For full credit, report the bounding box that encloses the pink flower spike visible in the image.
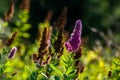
[8,47,17,59]
[64,19,82,52]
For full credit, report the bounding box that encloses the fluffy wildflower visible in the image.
[53,27,63,53]
[64,19,82,52]
[38,27,49,56]
[4,1,14,21]
[38,27,52,57]
[33,27,52,66]
[55,7,67,29]
[6,31,17,46]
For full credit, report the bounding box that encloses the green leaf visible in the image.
[66,66,76,75]
[21,24,31,31]
[54,76,60,80]
[41,72,48,78]
[49,64,63,76]
[19,32,30,38]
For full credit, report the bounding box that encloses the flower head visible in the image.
[8,47,17,58]
[64,19,82,52]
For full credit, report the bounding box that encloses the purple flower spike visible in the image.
[65,19,82,52]
[8,47,17,58]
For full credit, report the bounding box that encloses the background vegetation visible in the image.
[0,0,120,80]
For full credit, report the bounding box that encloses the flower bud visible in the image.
[8,47,17,58]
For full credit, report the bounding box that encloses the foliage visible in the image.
[109,58,120,80]
[0,0,120,80]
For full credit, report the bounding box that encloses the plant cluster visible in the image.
[0,0,120,80]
